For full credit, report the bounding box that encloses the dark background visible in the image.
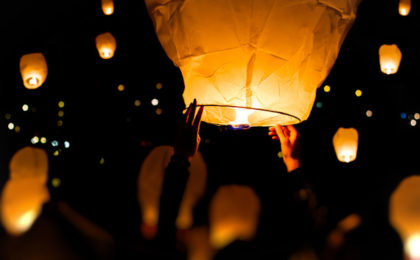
[0,0,419,259]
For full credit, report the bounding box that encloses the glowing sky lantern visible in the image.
[390,176,420,260]
[9,146,49,185]
[399,0,411,16]
[379,44,402,75]
[101,0,114,15]
[0,178,50,236]
[95,32,117,59]
[333,127,358,163]
[209,185,261,249]
[138,145,207,238]
[19,53,48,90]
[145,0,361,127]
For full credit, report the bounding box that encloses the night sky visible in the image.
[0,0,419,259]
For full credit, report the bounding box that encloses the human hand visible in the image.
[268,125,301,172]
[174,99,204,160]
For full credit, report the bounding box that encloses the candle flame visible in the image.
[229,108,254,129]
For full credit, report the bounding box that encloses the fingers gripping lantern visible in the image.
[145,0,361,126]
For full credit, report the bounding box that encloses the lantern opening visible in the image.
[228,108,254,130]
[105,8,113,15]
[198,104,301,128]
[400,8,408,16]
[102,48,113,59]
[407,234,420,259]
[27,77,39,87]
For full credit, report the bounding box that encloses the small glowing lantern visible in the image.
[19,53,48,89]
[390,176,420,260]
[332,127,358,163]
[95,32,117,59]
[209,185,261,249]
[145,0,360,127]
[9,146,48,185]
[138,145,207,237]
[101,0,114,15]
[399,0,411,16]
[0,178,50,236]
[379,44,402,75]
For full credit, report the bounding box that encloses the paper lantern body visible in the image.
[333,127,358,163]
[101,0,114,15]
[145,0,360,126]
[96,32,117,59]
[186,227,213,260]
[399,0,411,16]
[379,44,402,75]
[209,185,261,249]
[390,176,420,258]
[9,146,48,185]
[138,145,207,230]
[19,53,48,89]
[1,178,50,236]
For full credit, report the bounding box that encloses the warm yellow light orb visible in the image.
[355,89,362,97]
[324,85,331,93]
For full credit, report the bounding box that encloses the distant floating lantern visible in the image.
[138,145,207,238]
[399,0,411,16]
[332,127,358,163]
[19,53,48,90]
[101,0,114,15]
[9,146,48,185]
[95,32,117,59]
[379,44,402,75]
[390,176,420,259]
[1,178,49,236]
[145,0,360,127]
[209,185,261,249]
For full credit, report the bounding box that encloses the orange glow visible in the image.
[228,108,254,129]
[390,176,420,259]
[209,185,261,249]
[19,53,48,90]
[101,0,114,15]
[138,146,207,234]
[9,146,48,185]
[145,0,361,126]
[399,0,411,16]
[1,178,49,236]
[379,44,402,75]
[95,32,117,59]
[333,127,358,163]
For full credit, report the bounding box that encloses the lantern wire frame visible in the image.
[188,104,302,129]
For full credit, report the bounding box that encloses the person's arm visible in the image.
[157,100,204,248]
[268,125,301,172]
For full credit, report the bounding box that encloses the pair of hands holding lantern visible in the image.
[174,99,204,160]
[174,100,300,172]
[268,125,301,172]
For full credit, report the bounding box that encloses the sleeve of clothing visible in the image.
[156,156,190,248]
